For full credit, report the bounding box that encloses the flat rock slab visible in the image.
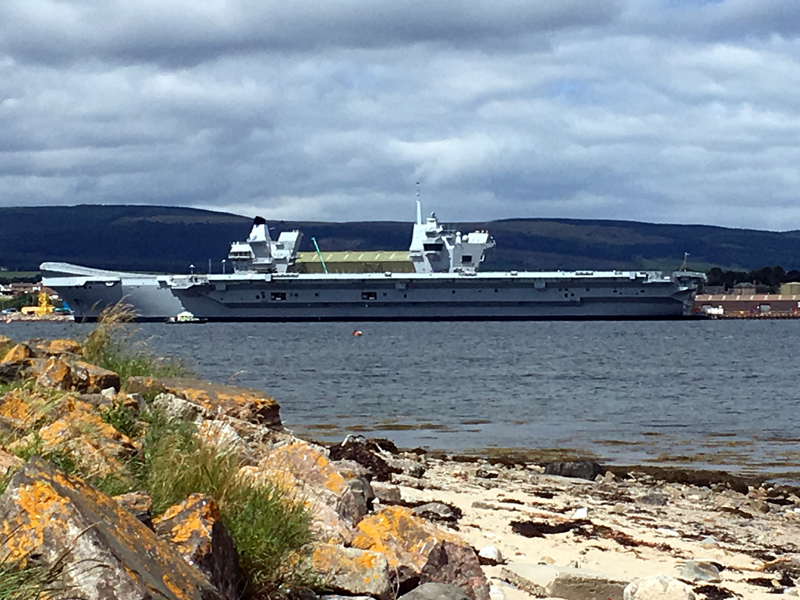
[0,457,221,600]
[31,338,82,357]
[549,571,631,600]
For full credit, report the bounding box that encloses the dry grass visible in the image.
[81,302,189,384]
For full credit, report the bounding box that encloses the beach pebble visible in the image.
[699,535,719,549]
[638,492,669,506]
[624,575,696,600]
[476,465,499,479]
[478,546,504,565]
[413,502,458,522]
[679,560,721,583]
[544,460,604,481]
[572,507,588,519]
[397,583,470,600]
[488,584,507,600]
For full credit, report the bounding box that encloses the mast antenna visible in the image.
[415,181,422,225]
[679,252,689,271]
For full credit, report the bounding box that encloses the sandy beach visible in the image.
[383,453,799,599]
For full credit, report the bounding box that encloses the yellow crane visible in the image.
[21,290,54,317]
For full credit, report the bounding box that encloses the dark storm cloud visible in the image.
[0,1,622,67]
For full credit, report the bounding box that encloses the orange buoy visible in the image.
[352,330,363,336]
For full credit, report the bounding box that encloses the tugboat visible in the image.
[167,311,207,324]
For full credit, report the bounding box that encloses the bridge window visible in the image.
[462,255,473,263]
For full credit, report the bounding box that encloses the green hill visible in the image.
[1,205,798,274]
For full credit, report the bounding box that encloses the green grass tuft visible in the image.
[141,408,316,597]
[91,473,137,498]
[224,483,316,597]
[0,536,69,600]
[100,400,141,439]
[10,434,77,478]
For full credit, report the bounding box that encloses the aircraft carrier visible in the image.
[41,203,705,321]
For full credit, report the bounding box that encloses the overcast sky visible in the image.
[2,0,800,231]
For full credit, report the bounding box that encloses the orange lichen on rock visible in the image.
[352,505,463,569]
[33,338,82,357]
[1,343,34,364]
[0,479,68,564]
[253,440,371,544]
[70,360,121,393]
[353,507,490,600]
[154,493,219,555]
[154,493,243,599]
[37,405,137,477]
[0,392,39,429]
[260,441,348,497]
[0,388,53,429]
[310,543,392,600]
[159,377,281,428]
[0,457,223,600]
[35,357,73,390]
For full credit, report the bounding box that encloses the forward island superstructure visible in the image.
[41,203,705,321]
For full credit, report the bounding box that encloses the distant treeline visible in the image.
[705,265,800,291]
[2,205,800,274]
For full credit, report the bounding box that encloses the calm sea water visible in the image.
[6,319,800,481]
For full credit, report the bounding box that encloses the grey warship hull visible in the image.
[41,205,704,321]
[42,266,702,321]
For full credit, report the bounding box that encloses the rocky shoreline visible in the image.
[1,331,798,600]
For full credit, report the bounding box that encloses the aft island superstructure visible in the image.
[41,203,705,321]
